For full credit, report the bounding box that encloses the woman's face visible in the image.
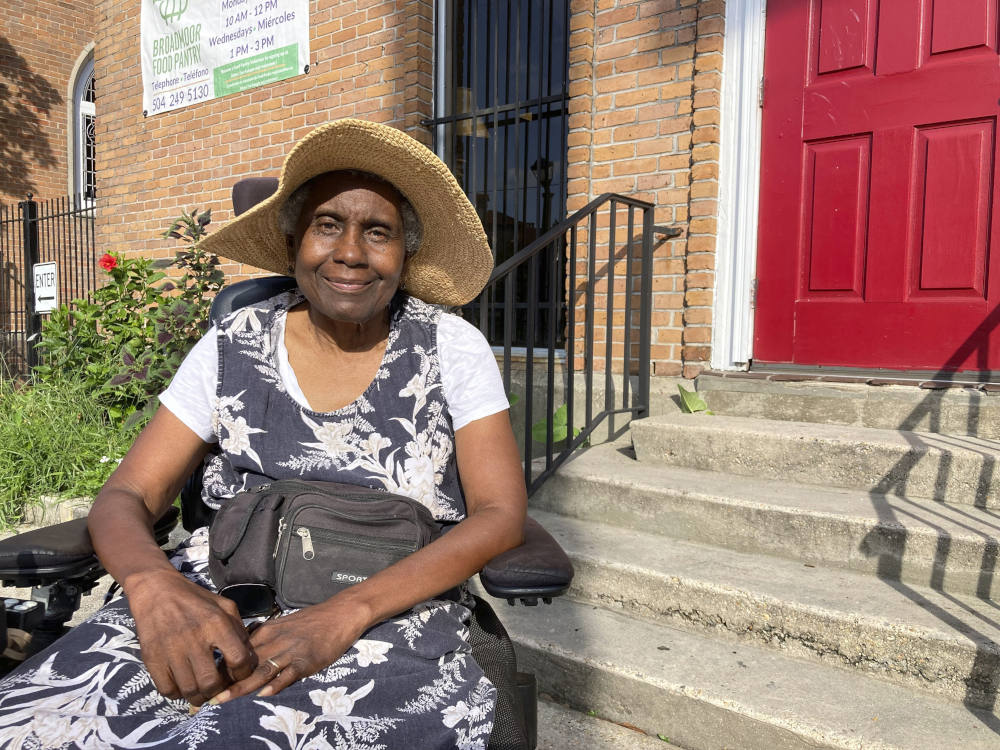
[287,172,407,330]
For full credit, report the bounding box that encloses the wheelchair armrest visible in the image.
[478,516,574,606]
[0,506,180,587]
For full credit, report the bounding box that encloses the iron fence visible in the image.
[0,195,97,379]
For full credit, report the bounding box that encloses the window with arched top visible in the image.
[72,55,96,202]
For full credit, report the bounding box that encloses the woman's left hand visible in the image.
[209,600,368,704]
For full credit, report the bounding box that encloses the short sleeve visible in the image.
[158,326,219,443]
[438,314,510,431]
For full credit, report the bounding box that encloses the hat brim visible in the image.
[199,119,493,306]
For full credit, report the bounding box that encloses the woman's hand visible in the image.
[125,568,257,706]
[88,408,247,706]
[209,599,369,704]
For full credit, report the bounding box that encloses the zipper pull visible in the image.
[273,518,286,559]
[297,527,314,560]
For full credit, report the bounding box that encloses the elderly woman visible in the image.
[0,120,526,749]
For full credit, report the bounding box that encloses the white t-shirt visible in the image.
[160,312,510,443]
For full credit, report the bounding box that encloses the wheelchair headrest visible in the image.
[232,177,279,216]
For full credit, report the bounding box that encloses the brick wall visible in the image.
[91,0,726,377]
[94,0,433,278]
[565,0,723,377]
[0,1,96,204]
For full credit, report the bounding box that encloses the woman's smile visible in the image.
[323,276,374,293]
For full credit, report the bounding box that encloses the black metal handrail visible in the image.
[474,192,656,494]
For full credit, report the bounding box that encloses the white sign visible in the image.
[140,0,309,117]
[33,262,58,314]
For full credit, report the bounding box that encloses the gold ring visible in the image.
[265,658,281,671]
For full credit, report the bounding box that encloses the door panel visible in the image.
[911,120,993,296]
[803,137,871,296]
[930,0,993,55]
[756,0,1000,370]
[816,0,876,74]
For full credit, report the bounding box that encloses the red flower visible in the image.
[98,253,117,271]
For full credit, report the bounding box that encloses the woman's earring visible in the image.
[286,263,294,274]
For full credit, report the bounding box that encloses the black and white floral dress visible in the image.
[0,291,499,749]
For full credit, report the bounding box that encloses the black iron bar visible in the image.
[498,0,512,266]
[422,93,567,127]
[585,209,595,427]
[606,199,616,439]
[468,0,479,232]
[511,0,525,348]
[467,3,487,339]
[483,2,500,346]
[76,195,84,300]
[17,205,25,375]
[75,195,84,303]
[533,0,546,237]
[546,231,558,469]
[504,274,513,410]
[64,196,74,307]
[72,195,81,305]
[638,206,654,419]
[0,206,9,375]
[556,0,570,355]
[515,0,532,348]
[62,196,71,306]
[525,251,538,484]
[46,198,54,309]
[86,196,96,295]
[546,0,556,100]
[623,204,635,409]
[52,197,60,307]
[20,197,39,371]
[566,221,576,461]
[488,0,500,265]
[493,0,512,348]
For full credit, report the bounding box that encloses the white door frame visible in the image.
[711,0,767,370]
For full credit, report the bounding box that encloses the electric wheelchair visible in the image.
[0,178,574,750]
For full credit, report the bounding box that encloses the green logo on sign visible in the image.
[156,0,189,24]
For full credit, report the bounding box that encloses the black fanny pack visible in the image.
[208,479,441,615]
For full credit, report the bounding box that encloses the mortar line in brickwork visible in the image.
[587,1,597,207]
[678,2,701,377]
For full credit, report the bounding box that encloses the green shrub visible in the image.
[0,210,223,524]
[35,209,223,427]
[0,376,135,527]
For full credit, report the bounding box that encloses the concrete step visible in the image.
[531,508,1000,708]
[696,373,1000,439]
[532,443,1000,599]
[630,413,1000,506]
[536,699,670,749]
[494,593,1000,750]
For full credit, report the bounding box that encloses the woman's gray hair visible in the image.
[279,170,423,256]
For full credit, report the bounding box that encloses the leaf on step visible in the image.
[677,385,711,414]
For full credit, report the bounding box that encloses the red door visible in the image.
[755,0,1000,371]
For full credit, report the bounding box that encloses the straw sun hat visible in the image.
[199,119,493,306]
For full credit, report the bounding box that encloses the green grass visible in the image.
[0,376,137,528]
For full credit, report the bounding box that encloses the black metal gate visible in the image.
[0,195,98,379]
